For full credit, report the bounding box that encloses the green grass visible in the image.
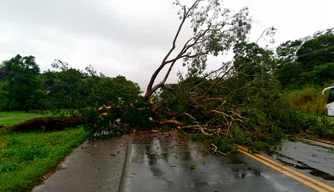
[0,111,89,191]
[0,127,88,192]
[0,111,52,127]
[284,87,327,115]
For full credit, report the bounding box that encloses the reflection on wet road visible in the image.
[272,140,334,181]
[123,131,333,192]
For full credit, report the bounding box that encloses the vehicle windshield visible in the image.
[328,88,334,104]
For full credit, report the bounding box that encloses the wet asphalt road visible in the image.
[33,131,334,192]
[270,140,334,182]
[123,131,334,192]
[33,136,129,192]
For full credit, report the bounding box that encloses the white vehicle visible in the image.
[322,86,334,116]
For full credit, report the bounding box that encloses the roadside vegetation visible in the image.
[0,127,88,192]
[284,87,327,115]
[0,112,89,191]
[0,2,333,191]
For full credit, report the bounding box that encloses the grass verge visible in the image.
[0,127,88,192]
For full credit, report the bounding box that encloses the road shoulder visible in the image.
[32,135,129,192]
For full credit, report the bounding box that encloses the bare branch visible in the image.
[196,64,235,101]
[144,4,190,98]
[200,126,213,136]
[152,118,182,126]
[176,112,197,121]
[162,5,187,64]
[165,52,209,65]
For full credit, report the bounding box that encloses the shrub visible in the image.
[284,87,326,115]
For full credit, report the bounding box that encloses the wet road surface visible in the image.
[268,140,334,185]
[33,136,129,192]
[32,131,334,192]
[122,131,334,192]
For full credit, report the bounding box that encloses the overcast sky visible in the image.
[0,0,333,90]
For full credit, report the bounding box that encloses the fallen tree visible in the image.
[140,0,267,149]
[136,0,299,152]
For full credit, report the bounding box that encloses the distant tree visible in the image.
[275,62,303,88]
[275,28,334,87]
[44,60,86,109]
[297,31,334,71]
[110,75,141,102]
[80,74,141,108]
[0,81,9,110]
[0,54,45,112]
[276,40,303,63]
[310,62,334,85]
[44,60,141,110]
[233,42,274,80]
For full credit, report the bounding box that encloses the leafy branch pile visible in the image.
[151,66,285,151]
[80,98,153,139]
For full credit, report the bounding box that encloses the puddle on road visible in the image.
[309,170,334,180]
[231,164,262,179]
[274,153,334,181]
[228,154,246,165]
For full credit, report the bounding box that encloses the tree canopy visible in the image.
[276,28,334,87]
[0,56,141,112]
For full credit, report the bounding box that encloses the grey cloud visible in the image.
[0,0,180,50]
[1,0,334,90]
